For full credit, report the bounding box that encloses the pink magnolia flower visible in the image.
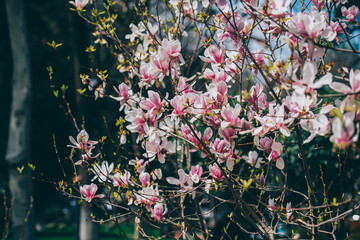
[293,61,332,95]
[259,172,265,186]
[242,151,263,168]
[129,158,146,173]
[342,6,359,22]
[288,8,336,42]
[330,69,360,94]
[69,0,89,9]
[150,53,170,76]
[135,185,159,210]
[286,202,292,220]
[268,198,276,211]
[80,183,104,202]
[139,172,151,187]
[217,0,227,8]
[217,13,246,47]
[125,109,148,138]
[211,138,230,158]
[151,203,168,221]
[221,104,242,129]
[266,0,291,18]
[199,45,226,65]
[247,83,269,110]
[113,170,131,188]
[215,69,231,83]
[269,142,284,170]
[159,39,184,62]
[255,136,273,154]
[218,128,237,143]
[253,104,292,137]
[330,116,358,149]
[111,83,132,111]
[170,95,187,116]
[330,21,346,43]
[68,129,98,151]
[205,81,228,104]
[252,49,266,71]
[209,163,223,181]
[199,128,213,157]
[144,137,167,164]
[190,165,204,184]
[311,0,325,9]
[283,92,313,117]
[166,169,194,192]
[140,91,163,113]
[137,62,158,84]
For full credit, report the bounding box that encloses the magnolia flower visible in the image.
[209,164,223,181]
[342,6,359,22]
[311,0,325,9]
[253,104,292,137]
[269,142,284,170]
[129,158,146,173]
[300,109,331,144]
[80,183,104,202]
[125,22,145,42]
[268,198,276,211]
[170,95,187,116]
[217,0,227,8]
[259,173,265,186]
[221,104,242,129]
[218,128,237,143]
[91,161,114,183]
[330,69,360,94]
[125,108,149,139]
[135,185,159,210]
[288,8,336,42]
[293,61,332,94]
[243,151,263,168]
[113,170,131,188]
[144,137,167,164]
[267,0,291,17]
[68,130,98,151]
[139,172,151,187]
[286,202,292,220]
[190,165,204,184]
[151,203,167,221]
[159,39,183,61]
[256,136,273,154]
[330,116,358,149]
[140,91,163,113]
[137,62,158,84]
[152,169,163,180]
[69,0,89,9]
[199,45,226,65]
[111,83,131,105]
[166,169,193,192]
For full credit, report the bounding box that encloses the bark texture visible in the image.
[5,0,35,239]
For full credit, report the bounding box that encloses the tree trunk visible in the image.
[5,0,35,239]
[68,10,99,240]
[79,202,98,240]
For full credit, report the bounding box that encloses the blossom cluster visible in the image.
[61,0,360,238]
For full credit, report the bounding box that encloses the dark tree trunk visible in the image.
[5,0,35,239]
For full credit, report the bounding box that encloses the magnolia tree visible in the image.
[49,0,360,239]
